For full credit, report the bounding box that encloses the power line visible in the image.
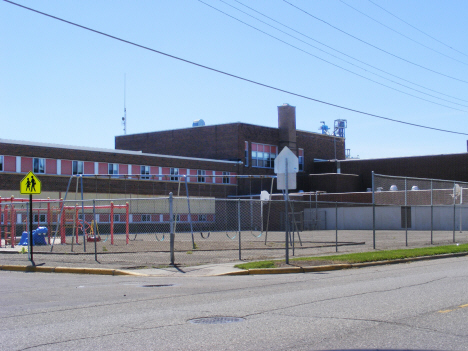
[220,0,468,110]
[232,0,468,105]
[283,0,468,85]
[2,0,467,136]
[368,0,468,59]
[339,0,468,66]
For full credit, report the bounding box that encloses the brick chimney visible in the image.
[278,104,297,155]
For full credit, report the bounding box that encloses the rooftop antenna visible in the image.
[121,74,127,134]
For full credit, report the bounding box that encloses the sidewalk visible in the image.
[0,249,246,276]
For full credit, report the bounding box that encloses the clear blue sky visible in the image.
[1,0,467,159]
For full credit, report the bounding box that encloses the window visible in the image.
[72,161,84,175]
[114,214,121,223]
[33,214,47,223]
[33,158,45,174]
[1,213,3,223]
[198,214,207,222]
[197,169,206,183]
[223,171,230,184]
[252,143,277,168]
[173,214,180,222]
[108,163,119,175]
[170,168,179,181]
[298,149,304,171]
[140,166,150,180]
[141,214,151,222]
[0,155,3,172]
[244,141,249,167]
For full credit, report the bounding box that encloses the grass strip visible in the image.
[234,243,468,270]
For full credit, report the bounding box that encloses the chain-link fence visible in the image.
[373,173,468,248]
[2,176,468,268]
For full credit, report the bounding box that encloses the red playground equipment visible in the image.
[0,196,129,248]
[60,203,129,245]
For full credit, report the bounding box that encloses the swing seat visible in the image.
[87,235,101,242]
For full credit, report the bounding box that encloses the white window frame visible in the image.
[113,214,121,223]
[298,148,304,172]
[222,171,230,184]
[198,214,207,222]
[33,158,45,174]
[72,161,84,175]
[141,214,151,222]
[197,169,206,183]
[33,213,47,223]
[140,165,150,179]
[170,168,179,181]
[108,163,119,175]
[252,143,277,169]
[173,214,180,222]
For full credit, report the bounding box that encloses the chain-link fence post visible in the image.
[285,163,289,264]
[238,199,241,261]
[169,192,175,265]
[93,199,98,262]
[372,171,376,249]
[453,182,456,243]
[405,177,408,247]
[431,179,433,245]
[80,176,86,253]
[335,201,338,252]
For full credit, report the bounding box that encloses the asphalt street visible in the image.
[1,257,467,350]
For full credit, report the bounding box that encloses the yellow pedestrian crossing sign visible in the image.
[20,171,42,194]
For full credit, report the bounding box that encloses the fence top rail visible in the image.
[374,173,468,186]
[65,174,277,180]
[0,197,61,203]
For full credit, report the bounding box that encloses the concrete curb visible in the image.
[1,252,468,277]
[221,252,468,276]
[0,264,144,276]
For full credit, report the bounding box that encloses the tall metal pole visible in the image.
[461,188,463,233]
[453,182,456,243]
[93,199,98,262]
[315,192,318,229]
[372,171,376,249]
[285,159,289,264]
[430,180,433,245]
[335,201,338,252]
[405,177,408,247]
[184,177,195,249]
[238,199,241,260]
[169,192,175,265]
[80,176,86,253]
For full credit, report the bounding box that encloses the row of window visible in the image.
[244,142,304,170]
[0,155,236,184]
[1,213,212,224]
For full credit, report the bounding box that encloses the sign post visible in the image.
[20,171,42,264]
[274,147,298,264]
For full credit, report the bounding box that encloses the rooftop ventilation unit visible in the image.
[192,119,205,127]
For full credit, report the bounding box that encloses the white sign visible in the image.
[276,173,296,190]
[274,146,299,174]
[275,147,298,190]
